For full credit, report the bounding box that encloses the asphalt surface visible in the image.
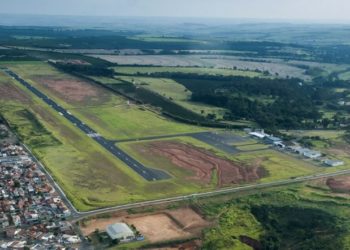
[3,68,170,181]
[192,132,241,154]
[114,132,203,143]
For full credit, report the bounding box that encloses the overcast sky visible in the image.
[1,0,350,21]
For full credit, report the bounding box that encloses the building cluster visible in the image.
[0,143,81,249]
[248,129,344,167]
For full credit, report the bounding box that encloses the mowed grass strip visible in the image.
[72,104,204,140]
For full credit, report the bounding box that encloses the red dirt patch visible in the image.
[148,141,267,186]
[33,76,110,105]
[326,176,350,193]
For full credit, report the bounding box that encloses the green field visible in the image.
[73,105,203,140]
[3,61,204,140]
[115,75,228,118]
[0,66,212,210]
[339,71,350,80]
[113,66,263,77]
[200,181,350,250]
[0,61,210,211]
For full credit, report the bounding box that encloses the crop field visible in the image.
[92,54,308,79]
[113,66,263,77]
[116,75,228,118]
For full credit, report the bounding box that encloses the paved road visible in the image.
[71,169,350,220]
[3,68,170,181]
[114,132,204,143]
[192,132,241,154]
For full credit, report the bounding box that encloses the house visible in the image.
[106,223,135,242]
[324,159,344,167]
[303,150,322,159]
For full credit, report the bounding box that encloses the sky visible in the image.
[1,0,350,22]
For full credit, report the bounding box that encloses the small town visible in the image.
[0,124,81,249]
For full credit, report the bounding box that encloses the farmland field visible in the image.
[113,66,263,77]
[92,54,308,79]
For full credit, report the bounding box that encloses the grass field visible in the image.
[113,66,263,77]
[116,75,227,118]
[339,71,350,80]
[0,61,214,211]
[3,61,204,140]
[73,105,204,140]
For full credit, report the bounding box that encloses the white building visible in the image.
[106,223,135,242]
[303,150,322,159]
[249,131,268,139]
[324,159,344,167]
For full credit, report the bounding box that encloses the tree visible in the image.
[321,118,331,129]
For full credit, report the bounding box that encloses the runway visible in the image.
[3,68,170,181]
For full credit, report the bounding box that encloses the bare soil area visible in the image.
[327,176,350,193]
[81,207,208,244]
[148,141,266,186]
[127,213,191,243]
[0,79,32,103]
[32,76,111,105]
[167,207,209,231]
